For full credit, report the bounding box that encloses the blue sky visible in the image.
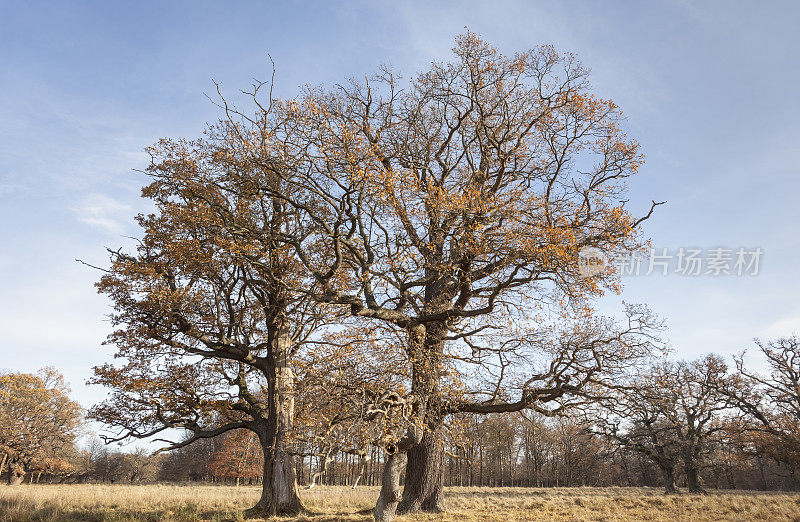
[1,1,799,416]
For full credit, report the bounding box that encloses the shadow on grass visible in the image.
[0,498,374,522]
[0,499,238,522]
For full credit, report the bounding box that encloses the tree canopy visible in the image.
[89,32,664,519]
[0,368,83,485]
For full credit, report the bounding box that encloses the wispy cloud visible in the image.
[763,314,800,339]
[73,193,135,234]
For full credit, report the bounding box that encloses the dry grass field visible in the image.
[2,484,800,521]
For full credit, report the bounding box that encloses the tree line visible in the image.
[4,347,800,495]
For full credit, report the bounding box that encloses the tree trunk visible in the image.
[685,464,705,494]
[249,436,303,516]
[398,425,446,513]
[397,323,447,514]
[247,406,303,516]
[662,466,678,494]
[308,450,333,489]
[7,463,24,486]
[352,452,367,489]
[246,325,304,518]
[373,445,408,522]
[758,458,768,490]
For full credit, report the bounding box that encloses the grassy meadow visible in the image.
[2,485,800,521]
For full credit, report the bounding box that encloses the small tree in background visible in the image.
[594,355,731,493]
[0,368,82,485]
[208,430,262,485]
[716,337,800,472]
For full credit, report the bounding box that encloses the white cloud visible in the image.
[763,314,800,339]
[73,193,135,234]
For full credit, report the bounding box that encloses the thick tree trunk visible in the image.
[246,325,304,517]
[397,322,448,514]
[398,426,445,513]
[248,434,303,517]
[662,466,678,494]
[685,464,705,494]
[373,445,408,522]
[247,412,303,516]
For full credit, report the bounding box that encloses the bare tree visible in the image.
[715,337,800,471]
[594,355,731,493]
[592,376,683,493]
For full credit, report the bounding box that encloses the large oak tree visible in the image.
[593,355,731,493]
[90,136,405,515]
[88,133,336,515]
[192,32,662,517]
[93,31,662,519]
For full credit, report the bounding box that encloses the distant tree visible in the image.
[593,379,683,493]
[550,419,606,486]
[594,355,731,493]
[667,355,735,493]
[518,413,555,487]
[35,457,75,482]
[209,430,262,485]
[120,448,161,483]
[444,412,607,488]
[716,337,800,471]
[0,368,82,485]
[84,441,123,483]
[157,436,219,482]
